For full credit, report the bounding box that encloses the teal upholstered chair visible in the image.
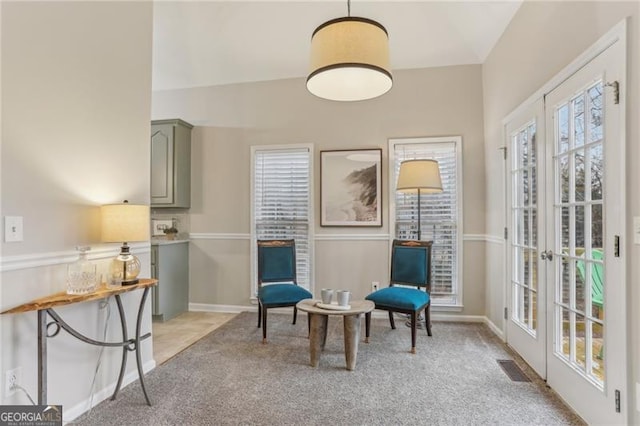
[257,239,312,343]
[365,239,433,354]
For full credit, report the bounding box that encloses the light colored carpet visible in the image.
[73,312,585,425]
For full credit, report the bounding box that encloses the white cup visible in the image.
[321,288,333,304]
[337,290,350,307]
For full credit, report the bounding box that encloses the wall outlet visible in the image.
[5,367,21,396]
[372,281,379,292]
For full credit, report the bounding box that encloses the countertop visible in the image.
[151,238,189,246]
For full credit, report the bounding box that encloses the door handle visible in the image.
[540,250,553,261]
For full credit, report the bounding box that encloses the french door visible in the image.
[505,99,546,378]
[506,34,626,424]
[544,38,626,424]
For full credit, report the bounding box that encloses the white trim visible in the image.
[63,359,156,422]
[485,317,505,341]
[388,136,465,307]
[188,304,503,331]
[189,303,253,314]
[485,235,505,245]
[189,233,250,240]
[432,304,464,313]
[187,233,503,244]
[0,242,150,272]
[462,234,504,244]
[314,234,390,241]
[249,143,315,296]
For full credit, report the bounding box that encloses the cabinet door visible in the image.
[151,124,174,205]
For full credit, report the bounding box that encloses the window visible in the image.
[389,137,463,306]
[251,145,313,295]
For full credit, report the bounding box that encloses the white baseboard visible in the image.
[63,359,156,423]
[187,302,506,334]
[484,317,505,341]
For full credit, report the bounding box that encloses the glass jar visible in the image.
[66,246,97,295]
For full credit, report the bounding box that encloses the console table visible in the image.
[1,278,158,406]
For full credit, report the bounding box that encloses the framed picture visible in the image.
[320,149,382,227]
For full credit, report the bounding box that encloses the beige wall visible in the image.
[153,65,487,315]
[0,1,153,420]
[482,0,640,419]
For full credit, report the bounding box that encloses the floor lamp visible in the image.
[397,159,443,329]
[396,159,443,240]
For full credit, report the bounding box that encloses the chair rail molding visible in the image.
[189,233,251,240]
[0,242,151,272]
[189,232,502,244]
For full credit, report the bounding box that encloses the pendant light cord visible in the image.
[347,0,351,17]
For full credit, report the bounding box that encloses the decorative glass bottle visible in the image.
[66,246,97,295]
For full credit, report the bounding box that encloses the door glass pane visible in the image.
[590,145,603,200]
[588,84,603,143]
[560,155,570,202]
[561,257,570,306]
[561,207,570,249]
[558,104,570,153]
[591,205,603,250]
[592,321,604,380]
[560,307,571,358]
[521,129,528,167]
[531,289,538,328]
[575,149,585,202]
[573,94,585,148]
[524,288,530,325]
[575,206,585,250]
[524,249,531,288]
[576,313,587,371]
[523,170,529,206]
[575,261,586,313]
[532,208,538,246]
[524,210,530,245]
[531,252,538,291]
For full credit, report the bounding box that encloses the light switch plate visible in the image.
[4,216,23,242]
[634,217,640,245]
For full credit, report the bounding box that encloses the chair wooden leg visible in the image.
[257,303,262,328]
[410,311,417,354]
[389,311,396,329]
[425,304,432,337]
[262,308,268,344]
[365,312,371,343]
[292,306,298,325]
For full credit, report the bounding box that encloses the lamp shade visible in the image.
[101,203,150,243]
[307,17,392,102]
[396,159,443,194]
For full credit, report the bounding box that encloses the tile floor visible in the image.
[152,311,238,365]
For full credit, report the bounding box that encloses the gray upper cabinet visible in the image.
[151,119,193,208]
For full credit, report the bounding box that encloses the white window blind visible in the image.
[392,139,462,305]
[252,147,312,292]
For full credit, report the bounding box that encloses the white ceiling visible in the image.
[152,1,522,91]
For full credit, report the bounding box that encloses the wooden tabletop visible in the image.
[1,278,158,315]
[296,298,374,316]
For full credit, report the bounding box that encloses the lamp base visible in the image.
[109,243,142,287]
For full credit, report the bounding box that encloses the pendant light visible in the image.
[307,0,392,102]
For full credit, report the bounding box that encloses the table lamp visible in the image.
[101,200,150,285]
[396,159,443,240]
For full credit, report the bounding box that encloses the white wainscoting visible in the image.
[0,242,151,272]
